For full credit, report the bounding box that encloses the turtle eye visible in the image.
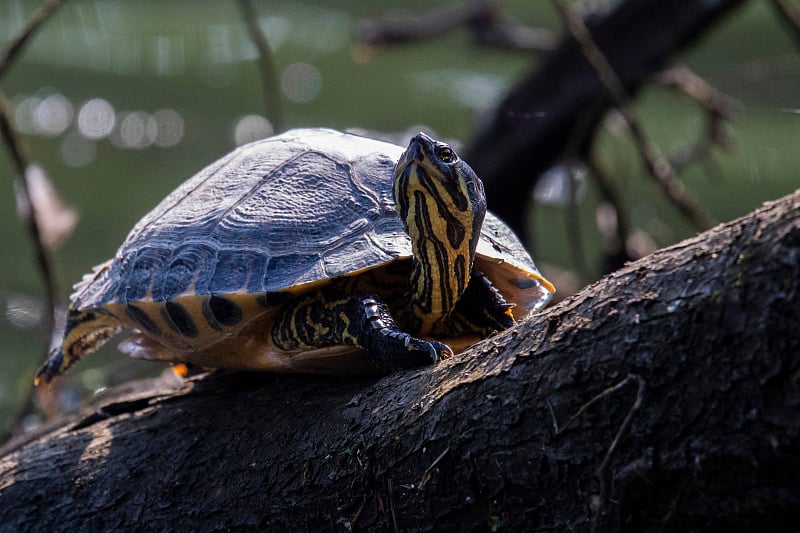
[435,145,456,163]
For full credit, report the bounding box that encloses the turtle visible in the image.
[35,128,554,385]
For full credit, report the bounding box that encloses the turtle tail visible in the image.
[35,307,122,386]
[34,347,65,387]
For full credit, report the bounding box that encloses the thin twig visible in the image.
[0,90,57,339]
[552,0,714,231]
[668,118,728,174]
[0,92,27,173]
[0,0,69,333]
[386,478,399,533]
[0,0,66,81]
[556,95,601,281]
[547,399,560,434]
[557,374,638,436]
[237,0,284,133]
[0,90,59,447]
[0,0,69,335]
[588,153,635,273]
[349,494,368,530]
[565,165,591,283]
[657,65,737,172]
[0,0,68,443]
[418,446,451,490]
[592,374,645,533]
[770,0,800,49]
[657,65,737,118]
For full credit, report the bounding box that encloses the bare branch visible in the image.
[565,166,592,282]
[0,90,61,445]
[0,0,66,81]
[0,92,57,337]
[357,0,556,52]
[0,0,71,337]
[0,0,71,441]
[588,153,636,273]
[657,65,737,119]
[3,189,799,530]
[466,0,745,240]
[0,92,27,175]
[656,66,737,172]
[237,0,284,133]
[552,0,714,231]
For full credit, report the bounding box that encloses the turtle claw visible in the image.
[420,339,453,363]
[404,337,450,366]
[368,330,450,371]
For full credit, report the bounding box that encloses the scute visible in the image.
[210,249,268,295]
[128,247,174,302]
[161,244,216,299]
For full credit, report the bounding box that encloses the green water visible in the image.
[1,0,798,434]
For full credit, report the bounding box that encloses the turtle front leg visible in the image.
[449,269,515,337]
[272,287,452,371]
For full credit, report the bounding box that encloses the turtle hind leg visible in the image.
[449,269,515,338]
[272,287,451,372]
[35,308,121,386]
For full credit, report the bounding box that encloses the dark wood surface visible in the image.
[2,189,798,532]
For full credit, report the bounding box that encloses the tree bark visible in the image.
[1,189,799,532]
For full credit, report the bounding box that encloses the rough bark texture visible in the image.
[1,190,798,532]
[465,0,747,237]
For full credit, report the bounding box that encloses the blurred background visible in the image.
[1,0,799,435]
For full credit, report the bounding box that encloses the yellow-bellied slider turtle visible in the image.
[36,128,554,384]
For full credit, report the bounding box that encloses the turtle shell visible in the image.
[69,128,554,373]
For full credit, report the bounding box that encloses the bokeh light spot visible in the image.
[152,108,184,147]
[34,93,73,136]
[13,95,40,135]
[234,114,273,145]
[112,111,156,149]
[280,62,322,104]
[77,98,116,140]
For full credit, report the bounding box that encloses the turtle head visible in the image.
[393,132,487,333]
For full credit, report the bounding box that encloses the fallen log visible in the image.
[1,189,798,532]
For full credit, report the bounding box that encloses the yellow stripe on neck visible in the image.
[401,165,476,335]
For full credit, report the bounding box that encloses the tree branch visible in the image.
[0,91,58,342]
[356,0,556,52]
[2,188,798,531]
[237,0,284,133]
[552,0,713,231]
[0,0,65,81]
[466,0,747,238]
[0,0,70,338]
[0,0,71,443]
